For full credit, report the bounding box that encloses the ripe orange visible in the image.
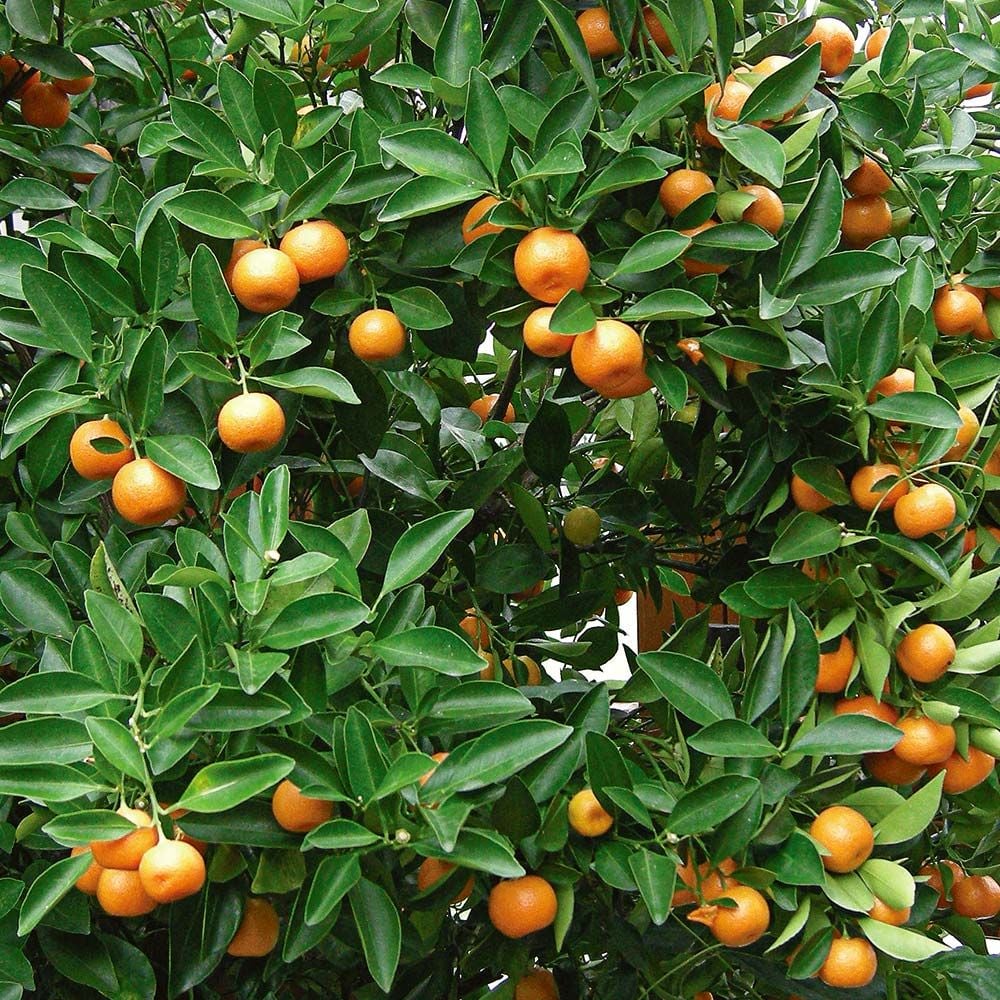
[227,897,280,956]
[72,846,103,895]
[805,18,856,76]
[639,6,673,55]
[754,55,791,75]
[21,81,71,128]
[868,367,914,402]
[704,79,752,121]
[90,806,158,870]
[488,875,558,938]
[223,238,266,290]
[348,308,406,361]
[419,750,449,787]
[71,142,112,184]
[972,308,995,341]
[0,55,39,96]
[810,805,874,873]
[895,714,956,765]
[217,392,286,454]
[515,967,559,1000]
[514,228,590,303]
[112,458,186,527]
[567,788,614,837]
[501,655,542,686]
[677,338,704,363]
[523,306,578,358]
[138,839,206,903]
[866,26,890,60]
[658,168,715,218]
[688,885,769,947]
[470,394,515,424]
[614,587,633,605]
[230,247,300,313]
[692,118,721,149]
[835,695,899,725]
[864,750,926,785]
[462,196,504,243]
[816,634,855,694]
[679,220,727,276]
[416,858,474,903]
[892,482,956,539]
[598,365,652,399]
[577,7,622,59]
[271,779,335,833]
[920,860,965,907]
[965,82,993,100]
[460,611,490,648]
[895,623,955,683]
[96,867,158,917]
[54,55,95,94]
[278,220,349,283]
[943,405,980,461]
[790,472,841,512]
[571,319,644,393]
[672,857,738,905]
[841,195,892,248]
[344,46,370,70]
[849,463,908,511]
[69,418,134,480]
[847,157,891,196]
[818,936,878,988]
[927,747,996,794]
[869,897,910,925]
[952,875,1000,919]
[740,185,784,234]
[933,284,984,335]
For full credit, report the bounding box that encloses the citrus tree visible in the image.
[0,0,999,996]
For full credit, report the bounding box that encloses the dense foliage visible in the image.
[0,0,999,997]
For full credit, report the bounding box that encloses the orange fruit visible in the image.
[460,611,490,648]
[679,220,727,276]
[810,805,874,873]
[639,7,674,55]
[841,195,892,248]
[731,360,760,384]
[598,365,652,399]
[344,46,370,70]
[567,788,613,837]
[514,228,590,303]
[965,82,993,100]
[96,867,158,917]
[577,7,622,59]
[892,482,956,539]
[972,309,994,341]
[816,634,855,694]
[677,338,704,363]
[470,394,515,424]
[740,185,784,234]
[0,55,39,97]
[943,405,979,461]
[278,220,349,283]
[223,238,266,290]
[868,367,914,402]
[754,55,791,75]
[523,306,578,358]
[112,458,186,527]
[571,319,644,393]
[951,875,1000,919]
[138,839,206,903]
[462,195,504,244]
[864,750,925,785]
[230,247,300,313]
[217,392,286,454]
[515,967,559,1000]
[614,587,633,605]
[511,580,544,601]
[849,463,908,511]
[818,936,878,988]
[348,308,406,361]
[692,118,721,149]
[895,714,956,765]
[866,26,890,59]
[687,885,769,947]
[54,55,95,94]
[271,779,335,833]
[488,875,559,938]
[501,655,542,686]
[227,897,280,957]
[790,472,841,512]
[21,81,71,128]
[673,857,738,905]
[805,18,856,76]
[704,79,752,121]
[71,142,113,184]
[933,284,984,335]
[419,750,449,787]
[416,858,474,903]
[895,623,955,683]
[869,897,910,925]
[835,695,899,725]
[90,806,158,870]
[658,168,715,218]
[927,747,996,794]
[69,418,134,480]
[72,846,103,895]
[920,860,965,907]
[847,156,891,197]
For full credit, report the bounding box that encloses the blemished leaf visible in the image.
[171,755,294,813]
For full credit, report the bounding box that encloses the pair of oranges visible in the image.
[3,52,94,129]
[576,5,675,60]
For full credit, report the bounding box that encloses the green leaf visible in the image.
[84,590,142,665]
[306,853,361,925]
[687,719,779,758]
[381,510,474,596]
[369,626,487,676]
[381,128,490,188]
[467,69,507,178]
[785,252,907,306]
[168,98,245,169]
[139,211,180,312]
[265,594,369,649]
[628,849,676,925]
[770,830,826,886]
[20,266,92,362]
[171,754,294,813]
[379,176,484,222]
[282,151,357,225]
[637,651,735,724]
[385,287,453,330]
[777,159,843,287]
[349,880,401,993]
[256,367,360,403]
[85,718,146,783]
[858,917,949,961]
[6,0,53,41]
[64,251,136,318]
[620,288,714,322]
[43,810,134,846]
[166,191,257,238]
[790,715,901,756]
[0,763,98,802]
[739,44,821,124]
[305,820,381,851]
[0,178,75,211]
[770,512,843,563]
[717,123,786,186]
[873,772,944,845]
[217,62,262,147]
[144,435,220,490]
[18,852,93,937]
[536,0,599,101]
[668,775,760,835]
[525,400,571,485]
[434,0,483,86]
[548,290,595,334]
[191,245,238,344]
[866,392,962,429]
[0,567,74,637]
[0,718,90,765]
[613,231,690,276]
[253,68,297,143]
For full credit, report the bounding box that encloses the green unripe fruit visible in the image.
[970,725,1000,757]
[563,505,601,546]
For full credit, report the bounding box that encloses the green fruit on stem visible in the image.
[563,506,601,546]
